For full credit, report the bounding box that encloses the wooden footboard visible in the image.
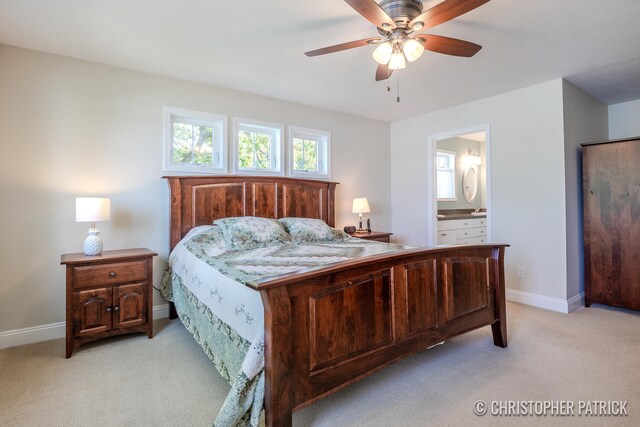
[249,244,508,427]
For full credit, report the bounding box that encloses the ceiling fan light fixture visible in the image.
[411,21,424,32]
[372,41,393,65]
[388,50,406,70]
[403,38,425,62]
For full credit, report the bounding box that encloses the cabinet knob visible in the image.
[106,307,112,312]
[114,306,120,311]
[109,271,116,277]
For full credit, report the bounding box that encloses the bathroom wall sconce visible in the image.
[464,150,482,166]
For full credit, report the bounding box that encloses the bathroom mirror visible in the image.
[462,166,478,202]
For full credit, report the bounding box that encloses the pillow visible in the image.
[278,218,347,243]
[213,217,291,251]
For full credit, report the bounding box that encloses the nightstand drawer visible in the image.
[73,261,147,288]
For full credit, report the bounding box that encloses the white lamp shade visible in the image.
[352,198,371,214]
[76,198,111,222]
[372,42,393,65]
[403,38,425,62]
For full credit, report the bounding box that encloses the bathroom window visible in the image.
[436,150,456,201]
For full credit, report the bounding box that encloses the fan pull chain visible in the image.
[397,75,400,103]
[387,67,391,92]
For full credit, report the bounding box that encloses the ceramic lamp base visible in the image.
[83,229,103,256]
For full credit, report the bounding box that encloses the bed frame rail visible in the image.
[250,244,508,427]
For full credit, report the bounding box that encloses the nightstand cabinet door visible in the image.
[114,283,147,329]
[73,288,113,336]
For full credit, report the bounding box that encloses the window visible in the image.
[233,118,284,175]
[436,150,457,201]
[164,107,227,174]
[288,126,331,179]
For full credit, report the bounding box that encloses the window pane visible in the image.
[172,122,215,166]
[193,126,213,165]
[172,122,194,164]
[436,151,456,199]
[239,130,272,169]
[293,137,319,172]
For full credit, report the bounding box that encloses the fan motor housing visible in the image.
[379,0,423,25]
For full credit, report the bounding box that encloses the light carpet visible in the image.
[0,302,638,426]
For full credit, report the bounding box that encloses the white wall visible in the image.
[0,44,391,335]
[391,80,570,303]
[561,81,608,303]
[609,99,640,139]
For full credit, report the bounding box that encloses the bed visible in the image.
[163,175,508,427]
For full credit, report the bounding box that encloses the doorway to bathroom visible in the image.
[426,124,491,246]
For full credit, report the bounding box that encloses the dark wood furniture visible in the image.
[582,137,640,310]
[164,175,508,427]
[349,230,392,242]
[61,248,157,358]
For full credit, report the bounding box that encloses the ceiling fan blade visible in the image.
[305,37,381,57]
[375,63,394,81]
[417,34,482,57]
[345,0,396,29]
[409,0,491,31]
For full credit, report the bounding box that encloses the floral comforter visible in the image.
[161,225,407,427]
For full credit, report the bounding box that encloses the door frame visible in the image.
[426,123,492,246]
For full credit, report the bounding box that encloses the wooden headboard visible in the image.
[164,176,338,250]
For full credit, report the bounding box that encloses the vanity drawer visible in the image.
[73,261,147,288]
[457,218,486,228]
[457,236,487,245]
[456,227,487,240]
[437,220,459,231]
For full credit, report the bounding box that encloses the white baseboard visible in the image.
[507,289,585,313]
[0,304,170,350]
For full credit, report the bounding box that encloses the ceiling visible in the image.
[1,0,640,122]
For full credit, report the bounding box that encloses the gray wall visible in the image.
[0,44,391,334]
[609,99,640,139]
[561,80,608,302]
[391,80,569,301]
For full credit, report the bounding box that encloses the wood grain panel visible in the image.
[165,176,338,250]
[309,271,392,371]
[73,288,112,336]
[192,183,245,227]
[404,259,439,334]
[251,182,277,218]
[73,261,147,288]
[443,256,489,321]
[114,283,146,329]
[282,184,323,220]
[583,138,640,310]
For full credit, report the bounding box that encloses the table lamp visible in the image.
[352,197,370,233]
[76,197,111,256]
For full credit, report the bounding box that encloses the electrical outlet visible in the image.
[517,266,526,278]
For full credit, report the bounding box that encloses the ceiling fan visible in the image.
[305,0,491,81]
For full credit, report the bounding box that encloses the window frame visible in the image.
[436,149,457,201]
[163,106,228,174]
[232,117,284,176]
[287,126,331,179]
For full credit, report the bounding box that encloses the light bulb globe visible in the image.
[403,38,425,62]
[372,42,392,65]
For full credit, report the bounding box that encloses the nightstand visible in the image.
[348,231,393,243]
[61,248,157,358]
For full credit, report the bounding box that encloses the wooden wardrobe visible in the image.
[582,137,640,310]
